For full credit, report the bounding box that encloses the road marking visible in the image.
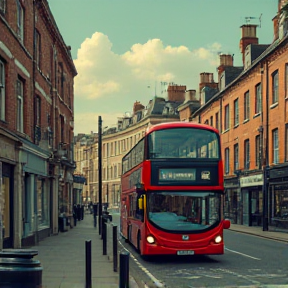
[225,247,261,260]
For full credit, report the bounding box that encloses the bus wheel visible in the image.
[137,232,141,254]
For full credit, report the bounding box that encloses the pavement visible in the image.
[16,215,288,288]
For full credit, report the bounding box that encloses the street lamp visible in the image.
[98,116,102,235]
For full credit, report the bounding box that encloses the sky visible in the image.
[47,0,277,135]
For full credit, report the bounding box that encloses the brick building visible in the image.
[0,0,77,248]
[190,0,288,230]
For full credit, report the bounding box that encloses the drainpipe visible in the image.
[262,60,269,231]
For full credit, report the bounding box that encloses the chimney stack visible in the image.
[239,24,258,64]
[199,72,218,92]
[185,90,197,102]
[133,101,145,114]
[167,85,186,102]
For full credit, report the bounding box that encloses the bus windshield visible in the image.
[147,191,221,232]
[148,127,219,159]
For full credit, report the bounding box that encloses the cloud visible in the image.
[73,32,221,134]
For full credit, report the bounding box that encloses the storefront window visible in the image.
[1,176,10,238]
[274,186,288,219]
[36,178,49,227]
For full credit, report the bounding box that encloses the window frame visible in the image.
[272,128,279,164]
[244,91,250,121]
[0,0,6,14]
[244,139,250,170]
[16,0,24,41]
[0,59,5,121]
[16,78,24,133]
[225,147,230,175]
[34,29,41,69]
[272,70,279,104]
[255,83,262,114]
[234,98,239,126]
[285,124,288,162]
[255,135,260,169]
[224,104,230,131]
[234,144,239,171]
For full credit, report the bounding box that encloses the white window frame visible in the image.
[16,79,24,133]
[255,83,262,114]
[234,98,239,126]
[273,129,279,164]
[225,148,229,174]
[0,59,5,121]
[17,0,24,41]
[272,70,279,104]
[0,0,6,13]
[244,91,250,121]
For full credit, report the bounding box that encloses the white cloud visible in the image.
[73,32,222,134]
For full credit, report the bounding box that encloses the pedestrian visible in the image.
[81,204,84,220]
[93,203,98,227]
[73,204,77,226]
[77,204,81,221]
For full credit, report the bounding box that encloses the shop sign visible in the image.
[224,179,239,188]
[240,174,263,187]
[0,141,16,161]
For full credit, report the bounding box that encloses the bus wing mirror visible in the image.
[223,219,230,229]
[138,198,143,210]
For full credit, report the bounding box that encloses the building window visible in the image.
[244,91,250,121]
[60,115,64,143]
[0,59,5,121]
[255,83,262,114]
[234,144,239,171]
[273,128,279,164]
[244,139,250,170]
[204,119,208,125]
[234,98,239,126]
[225,148,229,174]
[272,70,279,104]
[16,0,24,41]
[210,116,213,127]
[36,178,49,226]
[34,29,41,68]
[16,78,24,133]
[0,0,6,14]
[215,112,219,131]
[285,124,288,162]
[36,96,41,126]
[224,104,229,130]
[255,135,260,169]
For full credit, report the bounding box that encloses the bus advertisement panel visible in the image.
[120,122,230,256]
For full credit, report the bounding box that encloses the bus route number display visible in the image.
[159,168,196,181]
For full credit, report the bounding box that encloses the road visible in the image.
[108,212,288,288]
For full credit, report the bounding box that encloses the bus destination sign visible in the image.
[159,168,196,181]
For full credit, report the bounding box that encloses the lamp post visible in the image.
[98,116,102,235]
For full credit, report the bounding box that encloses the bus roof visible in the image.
[146,121,219,135]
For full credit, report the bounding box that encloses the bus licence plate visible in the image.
[177,250,194,255]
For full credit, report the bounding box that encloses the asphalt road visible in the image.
[112,214,288,288]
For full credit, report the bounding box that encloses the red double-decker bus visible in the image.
[120,122,230,256]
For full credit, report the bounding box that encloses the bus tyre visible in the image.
[137,232,141,254]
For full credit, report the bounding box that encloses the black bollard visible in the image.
[102,219,107,255]
[113,225,117,272]
[85,240,92,288]
[119,251,129,288]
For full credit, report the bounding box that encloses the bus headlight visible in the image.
[214,235,222,243]
[146,235,155,244]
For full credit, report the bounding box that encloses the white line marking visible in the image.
[225,247,261,260]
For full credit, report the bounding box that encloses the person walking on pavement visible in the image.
[73,204,77,226]
[93,203,98,227]
[77,204,81,221]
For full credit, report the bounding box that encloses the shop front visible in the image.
[240,173,263,227]
[20,142,51,246]
[224,177,240,224]
[0,130,19,249]
[269,166,288,230]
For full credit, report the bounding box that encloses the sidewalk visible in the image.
[229,223,288,243]
[30,213,139,288]
[28,215,288,288]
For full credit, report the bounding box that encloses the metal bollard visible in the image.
[113,225,118,272]
[102,220,107,255]
[85,240,92,288]
[119,251,129,288]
